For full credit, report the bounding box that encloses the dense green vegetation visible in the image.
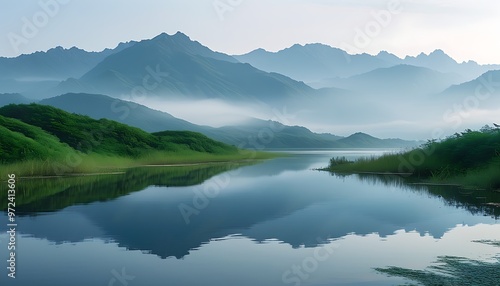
[325,127,500,189]
[0,104,273,176]
[0,104,237,156]
[0,114,76,162]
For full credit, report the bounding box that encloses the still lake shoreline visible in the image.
[0,151,282,178]
[1,149,498,286]
[321,129,500,191]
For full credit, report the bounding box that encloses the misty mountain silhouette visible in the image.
[59,32,313,103]
[440,69,500,97]
[235,43,391,82]
[0,43,135,81]
[317,64,464,94]
[0,93,32,106]
[35,93,419,148]
[1,31,498,139]
[236,45,499,83]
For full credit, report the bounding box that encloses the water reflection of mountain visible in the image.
[1,157,498,260]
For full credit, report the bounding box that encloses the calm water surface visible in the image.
[1,149,499,285]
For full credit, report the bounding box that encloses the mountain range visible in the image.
[1,92,420,148]
[441,70,500,98]
[235,44,499,84]
[0,31,498,142]
[314,64,464,95]
[52,32,313,104]
[0,43,135,81]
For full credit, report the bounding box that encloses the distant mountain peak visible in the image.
[253,48,269,53]
[133,31,236,63]
[150,31,189,43]
[430,49,446,55]
[409,49,457,63]
[154,31,168,37]
[374,50,402,64]
[377,50,391,56]
[428,49,456,61]
[174,31,188,37]
[288,43,305,50]
[350,132,373,137]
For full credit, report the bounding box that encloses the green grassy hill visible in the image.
[0,104,237,156]
[0,104,265,176]
[0,114,76,163]
[325,127,500,189]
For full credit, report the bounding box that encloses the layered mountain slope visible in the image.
[0,43,135,81]
[60,32,313,103]
[235,43,392,82]
[38,93,419,149]
[441,70,500,97]
[0,93,32,106]
[236,45,499,84]
[321,65,464,95]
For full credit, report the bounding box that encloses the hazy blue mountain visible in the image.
[38,93,343,148]
[401,49,497,80]
[0,43,135,81]
[215,119,420,149]
[37,93,419,148]
[62,32,312,103]
[0,93,32,107]
[236,45,499,85]
[235,43,392,83]
[336,132,420,148]
[39,93,200,132]
[0,79,62,99]
[403,50,457,73]
[440,70,500,97]
[320,65,464,95]
[213,118,344,148]
[0,42,136,99]
[375,51,402,65]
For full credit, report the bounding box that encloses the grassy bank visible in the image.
[0,104,280,177]
[323,127,500,190]
[0,150,278,177]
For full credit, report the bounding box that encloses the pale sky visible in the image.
[1,0,500,64]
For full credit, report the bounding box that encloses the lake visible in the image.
[1,149,499,285]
